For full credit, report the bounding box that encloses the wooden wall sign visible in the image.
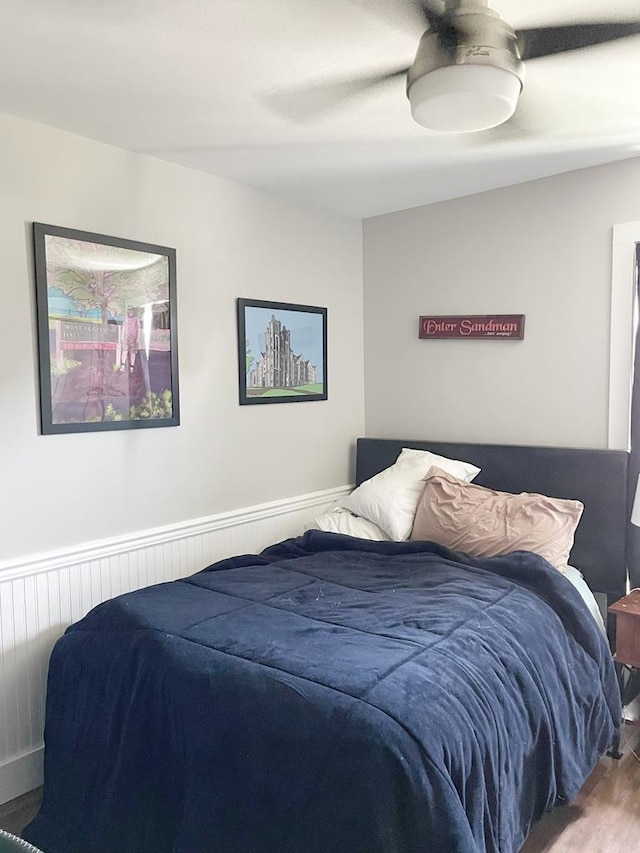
[419,314,525,340]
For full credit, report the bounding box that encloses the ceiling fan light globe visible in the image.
[408,65,521,133]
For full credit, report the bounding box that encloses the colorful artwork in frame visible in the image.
[33,222,180,434]
[237,298,328,405]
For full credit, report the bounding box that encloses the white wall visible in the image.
[0,112,365,563]
[362,157,640,448]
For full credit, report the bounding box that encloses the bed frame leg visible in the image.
[607,733,623,760]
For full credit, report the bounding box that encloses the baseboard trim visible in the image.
[0,749,43,808]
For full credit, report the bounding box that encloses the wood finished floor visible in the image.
[520,724,640,853]
[0,786,42,838]
[1,727,639,851]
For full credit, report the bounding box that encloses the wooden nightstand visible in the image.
[607,590,640,758]
[609,589,640,668]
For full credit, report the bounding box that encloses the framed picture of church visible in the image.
[236,298,327,405]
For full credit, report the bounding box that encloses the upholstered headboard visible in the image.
[355,438,630,599]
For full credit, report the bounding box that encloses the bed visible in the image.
[24,438,628,853]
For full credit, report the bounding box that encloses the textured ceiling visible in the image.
[2,0,640,217]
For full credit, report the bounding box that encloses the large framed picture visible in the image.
[237,298,327,405]
[33,223,180,434]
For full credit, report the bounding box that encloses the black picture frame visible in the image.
[33,222,180,434]
[237,298,328,405]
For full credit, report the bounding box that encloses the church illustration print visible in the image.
[241,301,327,403]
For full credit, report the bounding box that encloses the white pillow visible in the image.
[340,448,480,541]
[304,507,390,540]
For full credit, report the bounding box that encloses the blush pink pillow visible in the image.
[409,467,584,570]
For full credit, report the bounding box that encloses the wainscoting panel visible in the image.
[0,486,349,805]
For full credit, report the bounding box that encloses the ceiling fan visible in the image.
[266,0,640,134]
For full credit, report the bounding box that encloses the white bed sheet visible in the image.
[564,564,607,636]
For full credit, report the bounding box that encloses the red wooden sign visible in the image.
[419,314,525,340]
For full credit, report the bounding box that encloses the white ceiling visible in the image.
[3,0,640,218]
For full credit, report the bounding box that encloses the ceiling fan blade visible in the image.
[262,66,409,122]
[411,0,460,55]
[517,21,640,61]
[469,70,640,147]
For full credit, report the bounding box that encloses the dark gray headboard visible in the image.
[355,438,630,598]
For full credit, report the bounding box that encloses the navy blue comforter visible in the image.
[25,532,620,853]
